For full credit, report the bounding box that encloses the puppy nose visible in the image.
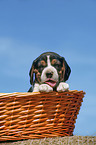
[46,72,53,78]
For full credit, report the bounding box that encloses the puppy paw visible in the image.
[39,84,53,92]
[57,82,69,92]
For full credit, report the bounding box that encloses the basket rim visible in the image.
[0,90,85,98]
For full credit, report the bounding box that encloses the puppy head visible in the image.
[29,52,71,87]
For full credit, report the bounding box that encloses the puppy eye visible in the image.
[52,59,61,66]
[38,60,46,67]
[40,60,46,66]
[51,59,57,65]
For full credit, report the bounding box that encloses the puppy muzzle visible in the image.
[40,65,59,87]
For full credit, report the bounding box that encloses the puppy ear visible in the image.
[62,57,71,82]
[29,61,35,85]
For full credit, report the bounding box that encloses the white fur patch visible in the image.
[33,83,53,92]
[39,84,53,92]
[41,55,59,83]
[47,55,51,66]
[57,82,69,92]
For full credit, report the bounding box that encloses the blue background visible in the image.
[0,0,96,136]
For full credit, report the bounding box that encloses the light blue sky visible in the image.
[0,0,96,136]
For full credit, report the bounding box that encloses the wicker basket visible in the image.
[0,90,85,141]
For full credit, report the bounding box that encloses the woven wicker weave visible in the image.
[0,90,85,141]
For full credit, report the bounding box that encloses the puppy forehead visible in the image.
[34,52,62,65]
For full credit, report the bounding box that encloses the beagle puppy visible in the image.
[28,52,71,92]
